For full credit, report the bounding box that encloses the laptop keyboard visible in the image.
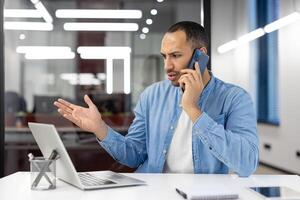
[78,173,116,187]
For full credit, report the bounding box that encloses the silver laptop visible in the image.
[28,122,146,190]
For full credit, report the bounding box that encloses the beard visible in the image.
[166,70,181,87]
[170,80,180,87]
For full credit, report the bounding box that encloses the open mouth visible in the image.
[167,72,177,81]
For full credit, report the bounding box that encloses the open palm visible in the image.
[54,95,108,140]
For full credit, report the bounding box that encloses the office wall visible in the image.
[258,0,300,173]
[211,0,253,95]
[211,0,300,173]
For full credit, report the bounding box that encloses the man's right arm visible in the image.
[54,95,109,140]
[98,95,148,168]
[54,92,148,169]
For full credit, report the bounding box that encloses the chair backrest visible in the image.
[4,91,27,113]
[33,95,59,114]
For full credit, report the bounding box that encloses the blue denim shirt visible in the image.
[99,74,259,177]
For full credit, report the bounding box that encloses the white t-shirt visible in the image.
[163,110,194,173]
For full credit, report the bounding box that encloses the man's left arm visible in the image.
[192,91,259,177]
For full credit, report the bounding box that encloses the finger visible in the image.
[179,75,192,90]
[62,113,80,127]
[180,68,195,74]
[182,75,192,85]
[184,62,202,84]
[57,108,80,125]
[54,101,73,114]
[194,62,201,75]
[57,98,76,110]
[57,107,72,116]
[190,66,202,83]
[181,73,196,82]
[178,77,185,90]
[196,62,204,83]
[178,75,184,90]
[180,70,198,83]
[84,95,95,108]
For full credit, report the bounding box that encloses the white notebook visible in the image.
[175,185,239,200]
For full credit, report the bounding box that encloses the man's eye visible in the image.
[173,54,181,58]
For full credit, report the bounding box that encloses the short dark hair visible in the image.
[167,21,209,49]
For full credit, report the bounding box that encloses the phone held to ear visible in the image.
[188,49,209,74]
[181,49,209,92]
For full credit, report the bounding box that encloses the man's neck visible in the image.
[202,69,211,88]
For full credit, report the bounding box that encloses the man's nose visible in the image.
[164,58,173,70]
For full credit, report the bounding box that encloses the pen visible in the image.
[176,188,187,199]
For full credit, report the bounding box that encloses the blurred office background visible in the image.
[0,0,300,177]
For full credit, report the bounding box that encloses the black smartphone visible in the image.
[188,49,209,74]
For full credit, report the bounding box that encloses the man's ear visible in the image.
[199,47,208,54]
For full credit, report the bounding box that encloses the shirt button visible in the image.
[163,150,167,154]
[170,126,174,130]
[209,146,212,150]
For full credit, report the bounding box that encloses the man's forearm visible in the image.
[184,106,202,123]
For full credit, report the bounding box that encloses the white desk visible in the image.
[1,172,300,200]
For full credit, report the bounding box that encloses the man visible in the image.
[54,21,259,177]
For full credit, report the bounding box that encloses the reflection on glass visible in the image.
[4,0,201,175]
[250,186,300,198]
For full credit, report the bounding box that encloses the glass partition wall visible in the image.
[0,0,4,178]
[3,0,206,175]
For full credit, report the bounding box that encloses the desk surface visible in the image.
[1,172,300,200]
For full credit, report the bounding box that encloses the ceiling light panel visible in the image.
[56,9,142,19]
[16,46,74,59]
[30,0,53,23]
[264,12,300,33]
[77,46,131,59]
[64,23,139,31]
